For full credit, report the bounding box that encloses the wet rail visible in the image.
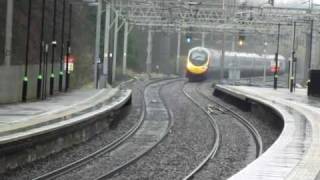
[94,79,178,180]
[33,79,176,180]
[182,82,221,180]
[197,83,263,158]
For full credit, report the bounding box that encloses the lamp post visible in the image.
[42,44,49,99]
[307,20,313,94]
[59,0,66,92]
[274,24,280,90]
[122,21,129,76]
[49,0,58,95]
[102,0,111,87]
[111,10,119,84]
[37,0,46,99]
[94,0,102,88]
[22,0,32,102]
[290,22,296,93]
[65,3,72,92]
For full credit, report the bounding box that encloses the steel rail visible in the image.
[197,84,263,157]
[94,78,180,180]
[32,79,171,180]
[182,82,221,180]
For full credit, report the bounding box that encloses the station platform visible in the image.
[0,87,131,143]
[214,85,320,180]
[0,86,132,173]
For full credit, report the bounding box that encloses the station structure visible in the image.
[96,0,320,87]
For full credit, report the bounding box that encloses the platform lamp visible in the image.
[22,0,32,102]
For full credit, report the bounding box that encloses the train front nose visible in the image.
[187,63,208,75]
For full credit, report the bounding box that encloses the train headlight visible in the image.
[238,40,244,47]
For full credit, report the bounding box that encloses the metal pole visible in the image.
[307,20,314,94]
[201,32,205,47]
[176,31,181,75]
[4,0,13,66]
[232,35,237,82]
[65,4,72,92]
[102,1,111,87]
[37,0,46,99]
[146,28,152,75]
[22,0,32,102]
[122,21,128,76]
[290,22,296,93]
[274,24,280,90]
[263,41,267,82]
[220,32,225,82]
[111,11,119,84]
[59,0,66,92]
[94,0,102,88]
[263,52,267,82]
[50,0,57,95]
[43,44,49,99]
[308,20,313,72]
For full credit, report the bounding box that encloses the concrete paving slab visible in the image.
[0,88,119,137]
[214,85,320,180]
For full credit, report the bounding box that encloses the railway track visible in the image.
[182,82,221,180]
[32,78,177,180]
[182,81,263,179]
[197,83,263,158]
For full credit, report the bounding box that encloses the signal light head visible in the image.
[186,35,192,43]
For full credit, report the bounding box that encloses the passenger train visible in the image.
[185,47,286,81]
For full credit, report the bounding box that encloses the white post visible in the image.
[201,32,205,47]
[176,31,181,74]
[146,28,152,74]
[263,41,268,82]
[102,1,111,87]
[230,35,236,81]
[220,32,225,81]
[4,0,14,66]
[122,21,128,75]
[263,52,267,82]
[111,11,118,84]
[94,0,102,88]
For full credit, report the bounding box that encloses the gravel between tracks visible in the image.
[184,82,255,180]
[199,81,282,152]
[109,80,215,180]
[2,80,145,180]
[2,79,282,180]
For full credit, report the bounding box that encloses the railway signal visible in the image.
[186,35,192,43]
[238,35,245,47]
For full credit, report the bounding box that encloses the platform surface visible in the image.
[0,87,131,144]
[215,85,320,180]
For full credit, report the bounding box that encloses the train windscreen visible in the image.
[189,50,208,66]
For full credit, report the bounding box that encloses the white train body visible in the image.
[210,49,286,74]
